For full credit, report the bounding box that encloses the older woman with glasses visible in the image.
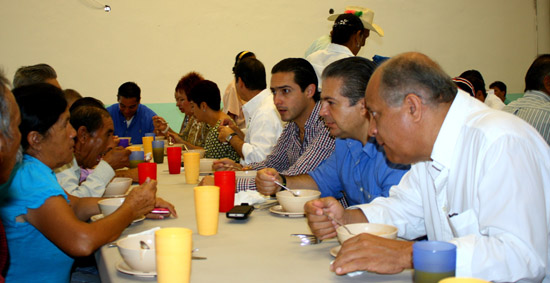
[0,83,176,282]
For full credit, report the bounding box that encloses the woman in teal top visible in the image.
[0,84,175,282]
[187,80,240,163]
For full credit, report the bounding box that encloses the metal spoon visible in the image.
[168,135,175,146]
[274,181,300,197]
[325,213,355,235]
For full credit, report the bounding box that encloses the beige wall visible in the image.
[1,0,547,104]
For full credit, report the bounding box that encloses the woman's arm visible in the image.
[25,180,158,257]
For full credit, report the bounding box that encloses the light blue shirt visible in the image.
[107,103,157,144]
[309,138,409,206]
[0,155,73,282]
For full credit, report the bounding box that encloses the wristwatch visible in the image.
[225,132,237,143]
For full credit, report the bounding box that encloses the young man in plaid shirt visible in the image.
[207,58,335,192]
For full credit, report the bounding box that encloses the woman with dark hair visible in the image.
[0,83,176,281]
[222,51,256,130]
[188,80,240,162]
[153,72,208,148]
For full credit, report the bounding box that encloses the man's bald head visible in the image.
[375,52,457,107]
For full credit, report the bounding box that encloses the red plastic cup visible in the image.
[214,171,236,212]
[138,162,157,184]
[167,147,182,174]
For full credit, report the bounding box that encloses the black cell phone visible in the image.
[226,204,254,219]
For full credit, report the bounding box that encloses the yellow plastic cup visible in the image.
[142,136,154,156]
[126,145,142,152]
[193,186,220,236]
[155,227,192,283]
[183,152,200,184]
[439,278,490,283]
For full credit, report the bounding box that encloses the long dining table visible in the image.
[95,159,414,282]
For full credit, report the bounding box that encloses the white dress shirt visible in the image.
[241,89,283,165]
[355,91,550,282]
[306,43,354,90]
[55,157,115,197]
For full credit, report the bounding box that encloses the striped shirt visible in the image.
[236,102,335,192]
[503,90,550,145]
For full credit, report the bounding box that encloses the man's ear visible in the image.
[404,93,423,122]
[236,77,244,89]
[356,98,367,116]
[77,126,89,143]
[304,84,316,99]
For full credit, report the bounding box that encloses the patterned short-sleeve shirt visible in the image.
[204,120,240,162]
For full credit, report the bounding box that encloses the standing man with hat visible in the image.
[306,6,383,90]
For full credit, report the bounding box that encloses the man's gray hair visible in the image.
[377,52,457,107]
[322,57,377,106]
[13,63,57,88]
[0,70,13,138]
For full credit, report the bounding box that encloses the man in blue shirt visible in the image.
[106,82,156,143]
[256,57,409,206]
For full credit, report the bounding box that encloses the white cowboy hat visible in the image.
[328,6,384,37]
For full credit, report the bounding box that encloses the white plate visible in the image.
[91,214,146,224]
[330,245,341,257]
[116,260,156,277]
[269,205,304,218]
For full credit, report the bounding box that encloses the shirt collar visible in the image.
[326,43,354,56]
[431,90,486,169]
[525,90,550,102]
[242,89,270,118]
[304,102,323,130]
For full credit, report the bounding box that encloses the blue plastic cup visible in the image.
[413,241,456,283]
[129,150,145,168]
[152,140,164,164]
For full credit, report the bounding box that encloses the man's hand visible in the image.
[212,158,241,171]
[304,197,345,240]
[331,233,413,275]
[123,179,157,219]
[217,125,234,143]
[152,116,169,135]
[115,168,139,183]
[199,175,215,186]
[255,168,282,195]
[146,197,178,219]
[103,147,130,169]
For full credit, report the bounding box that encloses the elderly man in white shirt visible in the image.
[55,105,132,197]
[305,52,550,282]
[218,58,283,165]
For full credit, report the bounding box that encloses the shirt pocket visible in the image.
[448,209,480,238]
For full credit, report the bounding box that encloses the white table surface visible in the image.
[95,160,414,282]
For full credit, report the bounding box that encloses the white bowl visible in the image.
[276,190,321,213]
[199,158,216,173]
[117,234,156,273]
[336,223,398,244]
[235,170,257,179]
[104,177,132,197]
[186,149,205,158]
[98,197,125,216]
